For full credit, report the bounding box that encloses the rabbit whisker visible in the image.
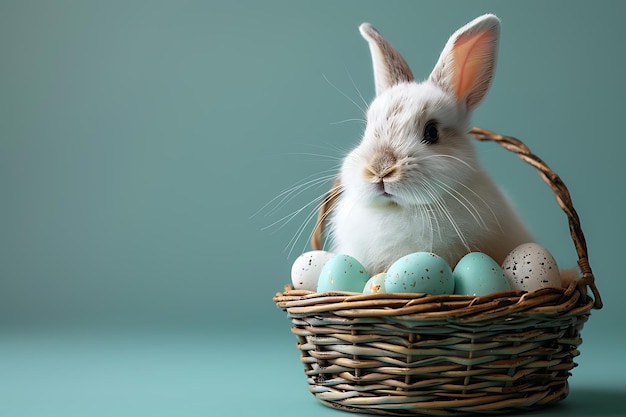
[441,175,504,233]
[262,189,327,233]
[413,198,435,251]
[277,151,344,162]
[252,172,337,219]
[286,182,344,256]
[344,66,369,109]
[420,154,476,172]
[329,118,367,126]
[301,142,352,157]
[322,73,367,114]
[286,199,323,256]
[422,181,471,253]
[431,178,487,229]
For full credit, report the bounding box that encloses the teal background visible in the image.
[1,1,625,416]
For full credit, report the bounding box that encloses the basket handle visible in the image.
[311,127,602,309]
[468,127,601,309]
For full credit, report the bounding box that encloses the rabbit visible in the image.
[325,14,533,275]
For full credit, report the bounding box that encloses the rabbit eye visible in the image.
[421,121,439,145]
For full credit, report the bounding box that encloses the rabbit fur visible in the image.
[327,15,533,275]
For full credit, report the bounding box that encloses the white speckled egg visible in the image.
[453,252,511,296]
[502,243,561,291]
[290,250,335,291]
[363,273,387,294]
[385,252,454,294]
[317,254,370,293]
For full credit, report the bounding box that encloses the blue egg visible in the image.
[385,252,454,294]
[316,254,370,293]
[453,252,511,296]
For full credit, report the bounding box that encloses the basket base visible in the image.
[313,383,569,416]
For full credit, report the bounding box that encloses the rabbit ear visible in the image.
[359,23,414,96]
[429,14,500,109]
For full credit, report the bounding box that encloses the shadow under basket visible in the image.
[273,128,603,416]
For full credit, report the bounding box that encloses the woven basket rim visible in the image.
[274,279,594,324]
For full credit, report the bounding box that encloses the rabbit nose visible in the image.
[364,165,398,186]
[365,150,398,183]
[368,167,397,183]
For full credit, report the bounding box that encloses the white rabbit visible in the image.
[327,14,533,275]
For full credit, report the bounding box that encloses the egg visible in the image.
[363,273,387,294]
[290,250,335,291]
[453,252,511,296]
[502,243,561,291]
[385,252,454,294]
[316,254,370,293]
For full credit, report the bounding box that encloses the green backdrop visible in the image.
[1,1,625,416]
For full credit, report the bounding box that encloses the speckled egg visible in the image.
[316,254,370,293]
[291,250,335,291]
[385,252,454,294]
[502,243,561,291]
[363,273,387,294]
[453,252,511,296]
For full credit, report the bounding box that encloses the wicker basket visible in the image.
[274,127,602,416]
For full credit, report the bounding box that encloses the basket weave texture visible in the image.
[274,128,602,416]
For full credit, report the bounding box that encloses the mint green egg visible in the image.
[316,254,370,293]
[385,252,454,294]
[453,252,511,296]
